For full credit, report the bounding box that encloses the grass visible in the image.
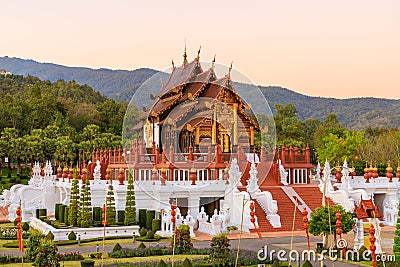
[1,254,207,267]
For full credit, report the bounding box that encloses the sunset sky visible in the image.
[1,0,399,99]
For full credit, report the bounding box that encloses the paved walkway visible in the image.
[2,230,390,267]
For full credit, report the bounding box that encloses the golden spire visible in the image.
[183,42,188,67]
[171,59,175,69]
[227,62,233,79]
[211,55,216,70]
[196,46,201,61]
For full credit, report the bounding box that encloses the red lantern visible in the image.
[16,206,24,252]
[171,202,176,224]
[302,208,310,250]
[369,225,376,267]
[249,201,261,239]
[102,204,108,226]
[335,210,342,239]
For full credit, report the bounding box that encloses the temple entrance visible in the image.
[179,130,194,153]
[199,197,221,217]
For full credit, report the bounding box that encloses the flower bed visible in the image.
[0,227,29,239]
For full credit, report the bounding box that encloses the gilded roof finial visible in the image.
[183,40,188,67]
[196,46,201,61]
[171,59,175,69]
[211,55,216,70]
[227,62,233,79]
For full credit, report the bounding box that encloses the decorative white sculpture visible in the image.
[197,206,209,222]
[93,160,101,180]
[315,162,321,180]
[278,160,288,185]
[383,200,399,226]
[183,210,196,237]
[228,158,242,187]
[246,163,260,194]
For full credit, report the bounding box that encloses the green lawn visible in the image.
[1,254,207,267]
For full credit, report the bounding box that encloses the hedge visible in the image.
[55,204,62,220]
[152,219,161,232]
[146,210,155,230]
[93,207,102,221]
[36,208,47,219]
[59,205,66,223]
[64,206,69,225]
[139,209,147,229]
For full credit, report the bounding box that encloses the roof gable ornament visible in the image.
[211,55,216,70]
[196,46,201,61]
[227,62,233,80]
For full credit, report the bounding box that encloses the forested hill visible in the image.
[1,56,400,130]
[0,56,157,100]
[259,86,400,130]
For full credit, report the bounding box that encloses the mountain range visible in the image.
[1,56,399,130]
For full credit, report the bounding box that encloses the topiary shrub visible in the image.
[211,233,230,261]
[152,218,161,232]
[302,260,313,267]
[146,210,156,230]
[59,205,66,223]
[139,209,147,228]
[146,230,154,239]
[68,231,77,241]
[22,222,30,232]
[117,210,125,224]
[80,259,95,267]
[172,224,193,254]
[182,258,193,267]
[156,259,167,267]
[138,242,146,249]
[113,243,122,252]
[46,231,54,241]
[55,203,62,220]
[139,227,147,237]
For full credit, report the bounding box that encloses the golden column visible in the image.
[195,127,200,145]
[212,105,217,145]
[233,103,238,146]
[250,126,254,146]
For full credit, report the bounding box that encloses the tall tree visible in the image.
[68,170,80,226]
[106,177,116,225]
[124,171,136,225]
[308,205,354,248]
[78,175,92,228]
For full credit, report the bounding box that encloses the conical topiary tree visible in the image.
[124,171,137,225]
[106,176,116,225]
[78,174,93,228]
[68,169,80,226]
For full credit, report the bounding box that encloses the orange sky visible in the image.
[1,0,399,99]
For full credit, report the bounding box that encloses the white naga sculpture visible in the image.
[278,160,288,185]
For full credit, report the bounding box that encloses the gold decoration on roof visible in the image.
[387,161,393,172]
[187,92,195,100]
[186,123,194,132]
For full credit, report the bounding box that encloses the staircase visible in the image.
[248,185,334,233]
[249,186,304,232]
[293,185,335,210]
